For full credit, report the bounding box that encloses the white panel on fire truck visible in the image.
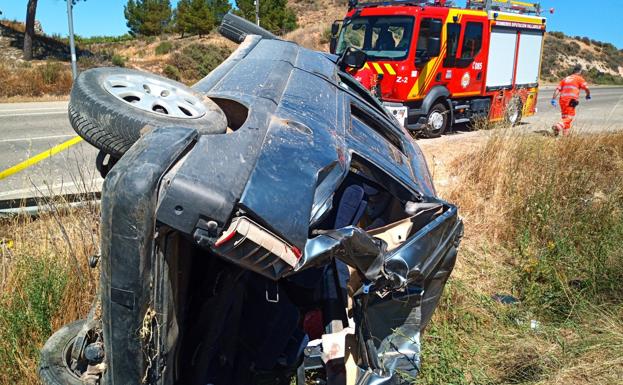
[515,31,544,86]
[485,29,517,88]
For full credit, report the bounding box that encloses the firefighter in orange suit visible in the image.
[551,65,591,136]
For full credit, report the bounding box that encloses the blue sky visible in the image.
[0,0,621,48]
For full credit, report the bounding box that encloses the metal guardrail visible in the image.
[0,192,101,217]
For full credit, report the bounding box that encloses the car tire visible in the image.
[505,99,522,127]
[39,320,87,385]
[422,103,448,138]
[69,67,228,158]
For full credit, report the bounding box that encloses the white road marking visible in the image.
[0,134,76,143]
[0,111,67,117]
[605,93,623,123]
[0,178,104,199]
[0,107,67,112]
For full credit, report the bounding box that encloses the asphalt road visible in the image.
[527,86,623,131]
[0,87,621,201]
[0,101,101,201]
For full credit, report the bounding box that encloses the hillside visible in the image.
[1,1,623,100]
[542,31,623,85]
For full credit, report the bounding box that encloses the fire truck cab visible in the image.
[330,0,547,136]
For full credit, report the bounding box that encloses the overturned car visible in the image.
[39,14,463,385]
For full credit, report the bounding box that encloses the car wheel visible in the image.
[69,67,228,158]
[505,99,522,126]
[39,320,88,385]
[422,103,448,138]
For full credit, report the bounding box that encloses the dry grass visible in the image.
[446,131,623,240]
[285,0,345,50]
[0,95,69,103]
[419,130,623,385]
[1,20,26,33]
[0,196,99,385]
[0,62,73,99]
[285,23,331,51]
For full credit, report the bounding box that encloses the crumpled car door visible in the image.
[303,199,463,383]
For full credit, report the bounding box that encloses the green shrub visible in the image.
[585,68,623,85]
[74,34,134,45]
[548,31,565,39]
[112,54,127,67]
[0,256,68,384]
[155,40,174,55]
[163,64,181,80]
[38,61,63,84]
[166,43,231,83]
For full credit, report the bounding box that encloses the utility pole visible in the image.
[254,0,260,26]
[66,0,78,79]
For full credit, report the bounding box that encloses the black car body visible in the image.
[46,19,463,385]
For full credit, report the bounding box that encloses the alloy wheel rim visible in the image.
[428,111,444,131]
[103,74,207,119]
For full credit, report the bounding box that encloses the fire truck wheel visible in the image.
[69,67,227,158]
[39,320,87,385]
[423,103,448,138]
[506,99,523,126]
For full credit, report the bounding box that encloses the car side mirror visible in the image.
[329,20,342,54]
[337,46,367,71]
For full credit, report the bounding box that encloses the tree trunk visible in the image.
[23,0,38,60]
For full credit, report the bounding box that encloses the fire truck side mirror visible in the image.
[427,36,441,57]
[329,20,342,54]
[337,46,367,71]
[427,19,442,57]
[331,21,341,36]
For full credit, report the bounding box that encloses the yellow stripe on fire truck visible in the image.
[383,63,396,75]
[372,62,384,75]
[366,62,397,76]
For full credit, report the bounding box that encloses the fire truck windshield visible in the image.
[336,16,414,61]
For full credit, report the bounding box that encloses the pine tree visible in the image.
[187,0,214,37]
[173,0,192,37]
[124,0,172,36]
[234,0,296,35]
[207,0,231,23]
[174,0,217,38]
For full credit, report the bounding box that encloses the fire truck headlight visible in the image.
[384,105,408,128]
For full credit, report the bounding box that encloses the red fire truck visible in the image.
[330,0,547,136]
